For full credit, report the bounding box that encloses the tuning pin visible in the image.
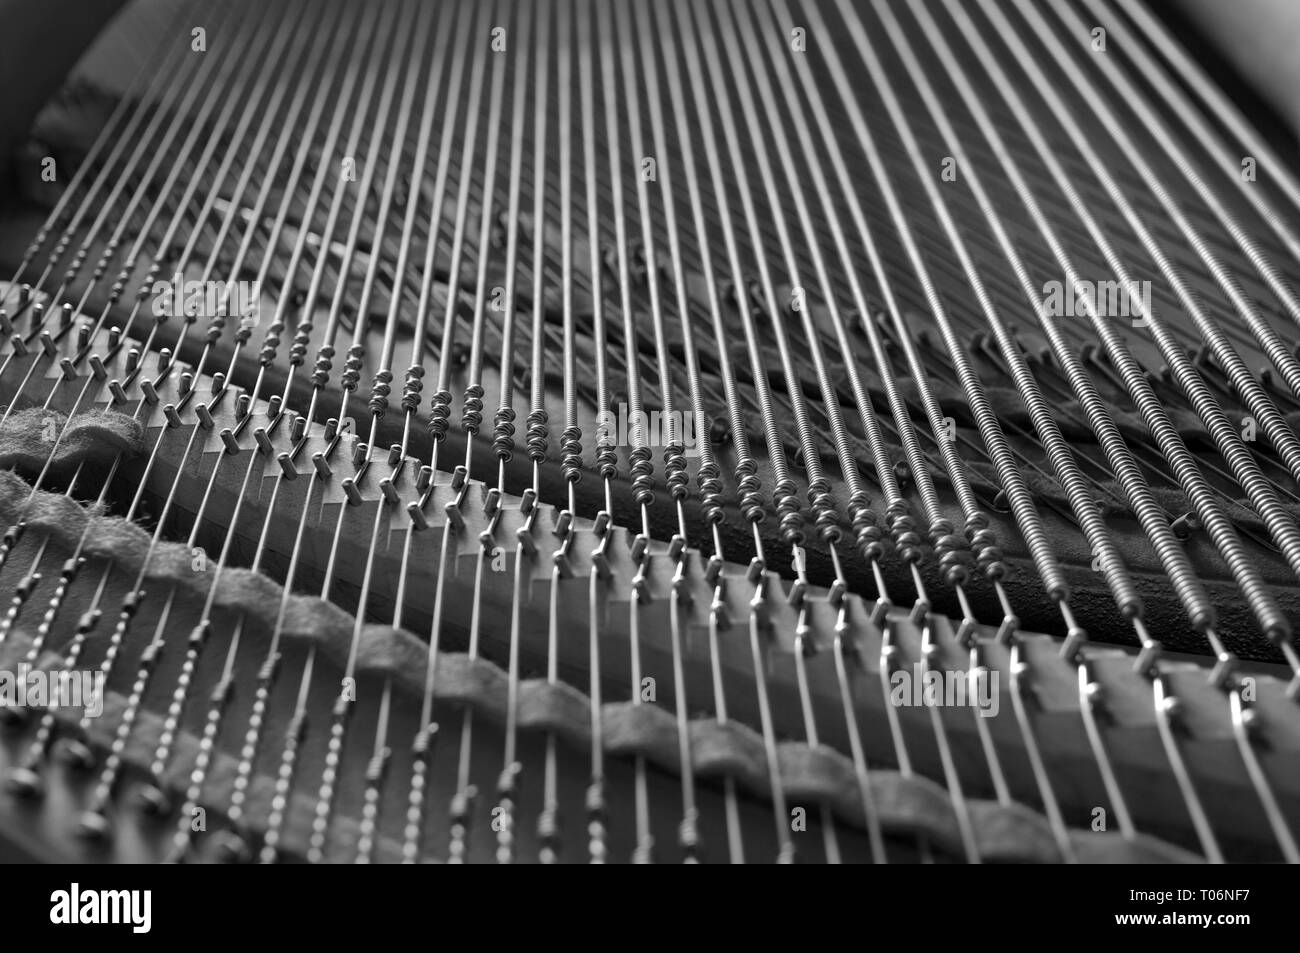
[140,380,159,404]
[77,809,112,842]
[210,371,226,394]
[290,413,306,442]
[49,728,93,769]
[553,549,573,578]
[4,766,43,799]
[311,452,331,479]
[342,478,362,506]
[630,533,648,563]
[632,575,650,604]
[195,403,214,429]
[157,347,172,372]
[136,784,170,816]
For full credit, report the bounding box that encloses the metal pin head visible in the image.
[164,404,183,427]
[179,372,193,396]
[0,310,10,335]
[157,347,172,372]
[324,417,339,441]
[219,429,240,454]
[89,354,107,380]
[786,578,807,609]
[276,452,297,480]
[388,443,402,467]
[352,442,369,468]
[444,500,465,532]
[9,333,26,356]
[254,428,273,456]
[267,394,282,419]
[450,465,467,491]
[140,380,159,404]
[60,303,73,328]
[380,479,400,505]
[553,549,573,578]
[125,347,140,373]
[58,358,76,382]
[311,452,331,479]
[210,371,226,395]
[630,533,649,564]
[416,466,433,493]
[107,379,128,404]
[195,403,215,429]
[236,394,251,419]
[107,326,120,349]
[342,478,362,506]
[484,488,501,518]
[407,501,429,530]
[668,534,686,562]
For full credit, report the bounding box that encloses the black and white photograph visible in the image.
[0,0,1296,919]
